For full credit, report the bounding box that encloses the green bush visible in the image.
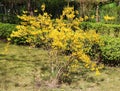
[116,6,120,24]
[80,22,120,37]
[0,23,17,39]
[100,36,120,66]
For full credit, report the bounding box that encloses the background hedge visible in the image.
[100,36,120,66]
[0,22,16,39]
[80,22,120,37]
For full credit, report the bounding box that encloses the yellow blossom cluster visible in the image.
[91,15,95,19]
[104,15,115,21]
[84,15,89,21]
[62,7,75,20]
[41,3,45,11]
[79,15,95,22]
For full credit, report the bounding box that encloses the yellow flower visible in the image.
[85,64,89,68]
[91,15,94,19]
[84,15,89,21]
[34,10,38,12]
[104,15,115,21]
[41,4,45,11]
[23,11,28,14]
[79,17,84,22]
[91,67,95,71]
[95,68,101,76]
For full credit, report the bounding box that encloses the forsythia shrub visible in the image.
[9,5,103,83]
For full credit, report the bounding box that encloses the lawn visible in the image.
[0,41,120,91]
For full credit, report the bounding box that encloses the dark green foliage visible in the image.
[41,0,67,18]
[88,43,101,63]
[0,14,20,24]
[0,23,17,39]
[100,36,120,66]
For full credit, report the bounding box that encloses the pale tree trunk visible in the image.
[78,0,87,17]
[96,4,99,22]
[11,2,14,14]
[67,0,70,7]
[79,1,85,17]
[27,0,33,16]
[82,2,85,17]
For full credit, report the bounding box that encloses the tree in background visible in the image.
[75,0,109,22]
[0,0,120,23]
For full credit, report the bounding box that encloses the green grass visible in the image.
[0,41,120,91]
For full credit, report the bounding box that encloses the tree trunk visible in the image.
[11,2,14,14]
[96,4,99,22]
[27,0,33,16]
[67,0,70,7]
[79,1,85,17]
[82,2,85,17]
[4,4,7,15]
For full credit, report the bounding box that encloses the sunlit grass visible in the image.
[0,41,120,91]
